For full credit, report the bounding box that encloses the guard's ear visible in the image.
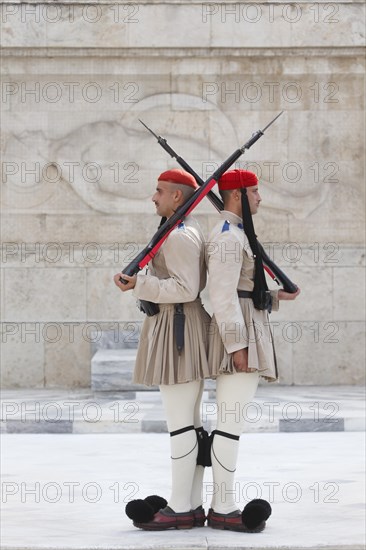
[233,189,241,201]
[174,188,184,204]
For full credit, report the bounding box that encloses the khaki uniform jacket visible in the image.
[207,210,279,382]
[134,215,207,303]
[132,215,211,386]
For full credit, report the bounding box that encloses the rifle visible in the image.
[139,117,298,294]
[120,113,283,286]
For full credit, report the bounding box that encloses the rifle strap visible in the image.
[159,216,167,228]
[240,189,271,311]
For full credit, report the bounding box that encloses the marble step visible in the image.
[91,348,216,393]
[91,349,147,392]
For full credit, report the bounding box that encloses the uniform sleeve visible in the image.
[133,229,200,303]
[207,231,247,354]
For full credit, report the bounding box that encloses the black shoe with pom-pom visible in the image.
[208,498,272,532]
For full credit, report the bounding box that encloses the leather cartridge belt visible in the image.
[138,299,159,316]
[238,289,272,312]
[237,290,253,299]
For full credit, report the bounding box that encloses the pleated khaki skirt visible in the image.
[208,296,278,382]
[133,299,212,386]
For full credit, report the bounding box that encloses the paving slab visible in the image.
[1,432,365,550]
[1,385,365,434]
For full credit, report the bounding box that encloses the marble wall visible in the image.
[1,0,365,387]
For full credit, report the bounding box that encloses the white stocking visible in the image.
[211,371,259,514]
[191,380,205,510]
[159,380,203,513]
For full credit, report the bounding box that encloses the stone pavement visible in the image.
[0,385,365,550]
[1,432,365,550]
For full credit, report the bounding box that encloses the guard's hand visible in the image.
[232,348,256,373]
[278,287,301,301]
[113,273,137,292]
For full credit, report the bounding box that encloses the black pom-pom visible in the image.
[144,495,167,514]
[125,499,154,522]
[242,499,272,529]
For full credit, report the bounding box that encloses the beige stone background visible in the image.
[0,0,365,387]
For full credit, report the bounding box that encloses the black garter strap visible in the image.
[170,425,195,437]
[169,425,197,461]
[211,430,240,473]
[212,429,240,441]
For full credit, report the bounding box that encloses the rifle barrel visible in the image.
[138,112,298,293]
[121,116,281,282]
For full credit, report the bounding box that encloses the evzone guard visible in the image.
[205,169,300,530]
[114,169,211,529]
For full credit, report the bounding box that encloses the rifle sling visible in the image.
[240,190,272,312]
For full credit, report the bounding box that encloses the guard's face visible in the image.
[246,185,262,215]
[152,180,177,218]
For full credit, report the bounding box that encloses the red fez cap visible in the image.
[158,169,197,189]
[218,169,258,191]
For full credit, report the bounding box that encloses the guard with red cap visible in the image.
[158,168,198,188]
[218,168,259,189]
[206,169,300,532]
[114,168,211,530]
